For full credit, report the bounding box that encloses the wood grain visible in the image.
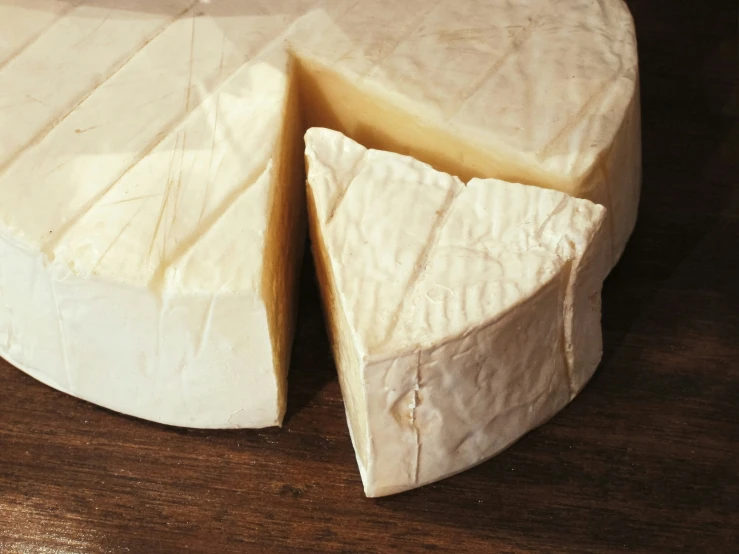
[1,1,737,552]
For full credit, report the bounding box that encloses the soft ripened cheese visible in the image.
[305,128,609,496]
[0,0,638,429]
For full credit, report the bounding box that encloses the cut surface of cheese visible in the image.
[305,127,609,496]
[0,0,638,429]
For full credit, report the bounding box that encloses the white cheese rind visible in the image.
[1,0,636,429]
[305,128,608,496]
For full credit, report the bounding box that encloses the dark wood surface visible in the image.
[2,1,737,552]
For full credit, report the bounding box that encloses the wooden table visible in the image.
[1,1,737,552]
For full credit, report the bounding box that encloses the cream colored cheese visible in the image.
[0,0,638,429]
[305,128,609,496]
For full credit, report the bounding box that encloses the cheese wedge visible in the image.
[305,128,609,496]
[0,0,638,428]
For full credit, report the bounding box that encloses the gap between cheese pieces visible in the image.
[0,1,640,430]
[305,127,608,497]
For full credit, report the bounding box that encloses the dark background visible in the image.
[1,0,737,552]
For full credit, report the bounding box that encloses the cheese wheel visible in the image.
[0,0,639,429]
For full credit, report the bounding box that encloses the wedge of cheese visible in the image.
[305,127,609,496]
[0,0,638,428]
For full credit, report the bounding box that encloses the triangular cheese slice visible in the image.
[305,128,609,496]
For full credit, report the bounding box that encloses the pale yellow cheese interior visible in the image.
[306,182,369,471]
